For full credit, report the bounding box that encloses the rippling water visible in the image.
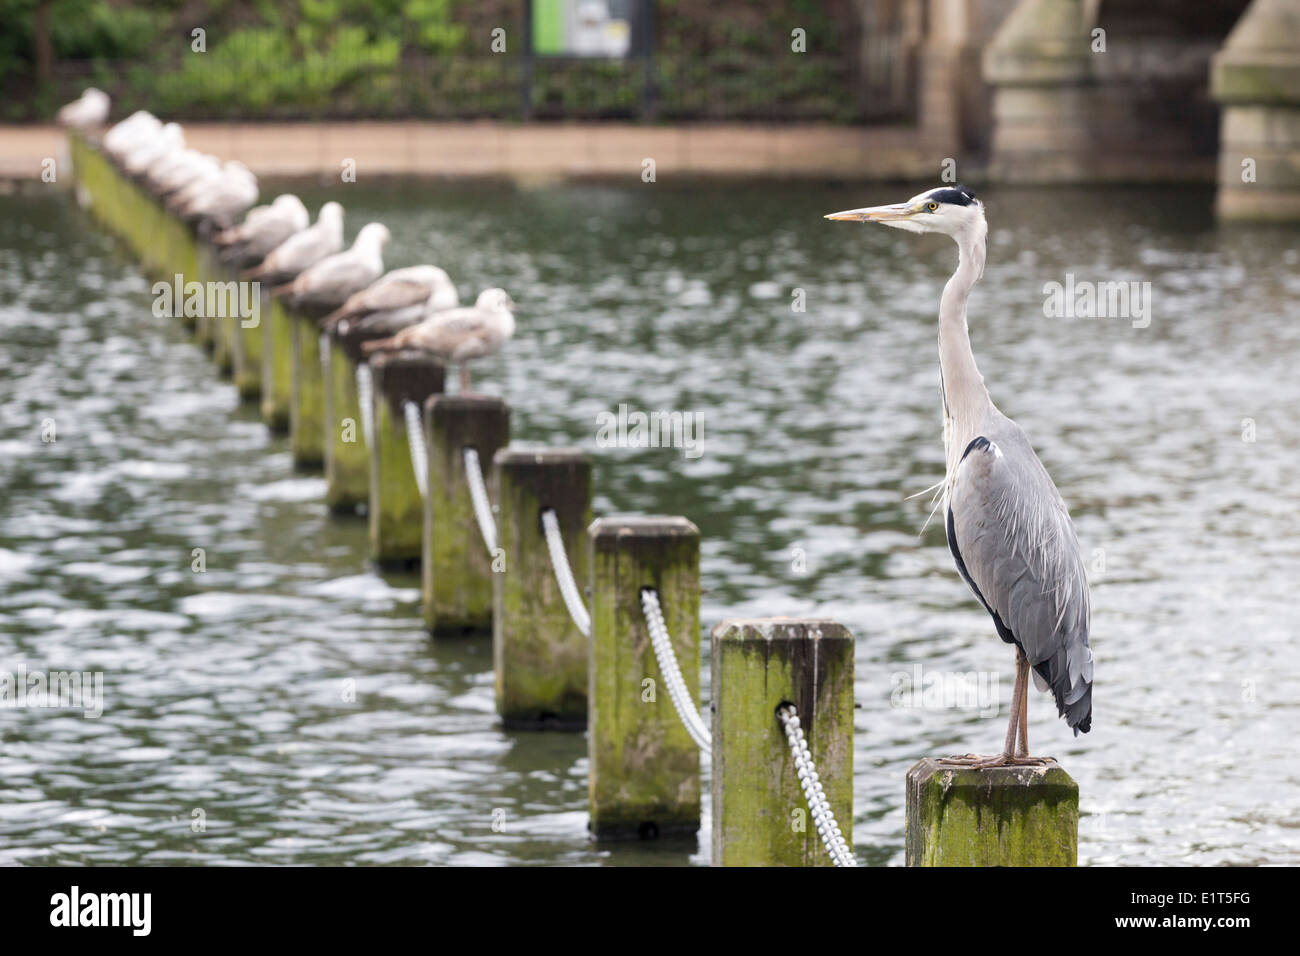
[1,180,1298,865]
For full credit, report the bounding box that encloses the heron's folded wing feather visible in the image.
[948,429,1093,731]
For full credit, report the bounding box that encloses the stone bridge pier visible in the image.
[974,0,1299,219]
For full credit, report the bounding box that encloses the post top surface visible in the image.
[427,393,510,412]
[711,618,853,643]
[368,349,443,372]
[495,445,590,466]
[907,757,1077,790]
[589,515,699,539]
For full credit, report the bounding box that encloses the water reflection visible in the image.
[0,181,1297,865]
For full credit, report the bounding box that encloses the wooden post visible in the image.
[711,619,855,866]
[421,395,511,635]
[906,758,1079,866]
[289,316,327,468]
[323,324,389,513]
[367,352,446,567]
[588,516,701,840]
[492,447,592,728]
[233,288,265,400]
[260,297,294,433]
[199,244,235,376]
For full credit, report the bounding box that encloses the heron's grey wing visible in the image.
[946,427,1093,734]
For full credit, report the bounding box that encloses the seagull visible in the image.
[148,149,219,199]
[123,122,184,177]
[361,288,515,393]
[175,161,258,232]
[320,265,459,335]
[270,222,391,317]
[56,88,110,130]
[213,195,309,268]
[242,202,344,286]
[103,111,160,162]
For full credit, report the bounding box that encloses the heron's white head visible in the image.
[476,288,515,312]
[825,185,984,239]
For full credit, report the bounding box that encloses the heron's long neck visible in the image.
[939,220,992,486]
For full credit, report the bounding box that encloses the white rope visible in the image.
[639,588,712,752]
[463,447,497,554]
[356,363,374,449]
[776,704,857,867]
[540,508,590,637]
[319,332,330,378]
[403,401,428,500]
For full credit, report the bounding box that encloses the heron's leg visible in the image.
[459,364,472,394]
[1000,651,1025,757]
[1015,648,1029,757]
[939,653,1024,766]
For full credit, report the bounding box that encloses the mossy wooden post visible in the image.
[588,516,701,840]
[711,619,855,866]
[199,244,235,376]
[233,286,265,401]
[367,352,446,567]
[492,447,592,728]
[906,759,1079,866]
[260,297,294,433]
[289,315,327,468]
[421,395,511,635]
[324,325,389,512]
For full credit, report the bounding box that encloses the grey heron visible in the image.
[827,185,1093,766]
[360,288,515,394]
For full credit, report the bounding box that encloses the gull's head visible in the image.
[319,201,344,225]
[476,288,515,312]
[825,185,983,238]
[356,222,391,249]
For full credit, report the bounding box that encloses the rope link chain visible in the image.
[540,508,590,637]
[776,704,857,867]
[462,447,497,555]
[639,588,712,752]
[355,364,375,450]
[402,401,429,500]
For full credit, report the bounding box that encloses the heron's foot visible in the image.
[937,753,1049,769]
[935,753,994,766]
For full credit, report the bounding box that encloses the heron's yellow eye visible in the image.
[927,202,938,211]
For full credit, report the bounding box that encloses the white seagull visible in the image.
[175,161,258,231]
[104,111,160,162]
[213,195,311,268]
[123,122,184,177]
[271,222,391,317]
[56,88,110,130]
[243,201,345,286]
[362,288,515,394]
[320,265,459,334]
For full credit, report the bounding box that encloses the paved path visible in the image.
[1,121,934,183]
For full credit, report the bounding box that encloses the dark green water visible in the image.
[1,181,1298,865]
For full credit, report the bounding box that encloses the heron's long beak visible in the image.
[824,202,915,223]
